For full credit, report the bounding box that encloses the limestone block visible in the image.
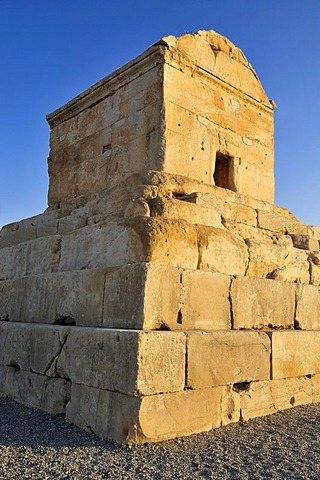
[197,225,248,275]
[150,197,222,228]
[124,198,150,218]
[270,331,320,379]
[2,269,107,326]
[59,222,144,271]
[0,365,70,413]
[225,222,275,244]
[0,322,70,375]
[258,210,307,234]
[310,374,320,402]
[0,236,61,281]
[295,284,320,330]
[270,249,309,284]
[220,385,241,426]
[231,276,295,330]
[66,383,141,444]
[59,218,198,272]
[34,212,59,237]
[179,269,231,330]
[58,213,88,234]
[0,220,36,248]
[246,240,309,282]
[185,191,226,218]
[291,234,319,251]
[137,387,224,442]
[66,383,224,444]
[133,218,198,269]
[57,328,186,395]
[234,161,274,205]
[310,264,320,286]
[224,202,257,227]
[187,331,271,389]
[103,263,231,330]
[163,59,272,147]
[239,377,314,421]
[309,226,320,242]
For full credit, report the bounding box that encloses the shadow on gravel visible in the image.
[1,397,320,479]
[0,398,121,450]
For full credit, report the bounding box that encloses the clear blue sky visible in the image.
[1,0,320,228]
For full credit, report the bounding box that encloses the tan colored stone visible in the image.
[0,236,61,281]
[66,383,225,444]
[57,329,186,395]
[66,383,141,443]
[0,365,70,413]
[309,226,320,242]
[231,276,295,330]
[103,264,231,330]
[150,197,222,228]
[258,210,307,234]
[295,284,320,329]
[220,385,241,425]
[187,331,271,389]
[270,249,309,284]
[246,240,309,282]
[291,234,319,251]
[270,331,320,379]
[310,374,320,402]
[225,203,257,227]
[138,387,224,442]
[2,269,107,326]
[239,377,314,421]
[197,225,248,275]
[59,218,198,271]
[310,263,320,286]
[0,322,70,375]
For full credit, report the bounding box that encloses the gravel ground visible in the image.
[0,398,320,479]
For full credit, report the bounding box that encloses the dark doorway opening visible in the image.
[213,152,235,191]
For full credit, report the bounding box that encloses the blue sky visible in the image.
[1,0,320,228]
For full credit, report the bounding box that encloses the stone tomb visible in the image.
[1,30,320,443]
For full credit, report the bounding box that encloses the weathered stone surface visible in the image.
[309,253,320,286]
[258,210,307,234]
[187,331,271,389]
[46,30,274,205]
[239,377,314,421]
[0,269,107,326]
[66,383,224,444]
[310,374,320,402]
[150,197,222,228]
[2,28,320,445]
[0,366,70,413]
[270,331,320,379]
[231,276,295,329]
[0,322,70,375]
[59,218,198,271]
[246,240,309,283]
[291,234,319,251]
[270,249,309,284]
[66,383,141,443]
[137,387,224,442]
[197,226,248,275]
[57,329,186,395]
[295,284,320,330]
[103,264,231,330]
[0,236,61,281]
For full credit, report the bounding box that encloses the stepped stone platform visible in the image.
[1,30,320,444]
